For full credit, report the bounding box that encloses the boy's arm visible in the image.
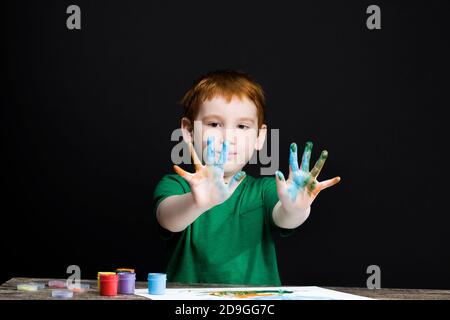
[156,193,209,233]
[272,201,311,229]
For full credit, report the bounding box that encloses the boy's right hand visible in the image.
[173,137,246,211]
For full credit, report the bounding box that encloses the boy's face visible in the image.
[182,95,266,178]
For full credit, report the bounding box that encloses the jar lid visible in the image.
[118,272,136,279]
[17,283,39,291]
[68,283,90,293]
[100,273,118,280]
[148,273,166,280]
[97,272,116,278]
[116,268,135,273]
[48,280,67,288]
[52,290,74,299]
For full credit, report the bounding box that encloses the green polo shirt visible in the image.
[152,173,296,286]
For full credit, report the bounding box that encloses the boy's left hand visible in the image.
[275,142,341,213]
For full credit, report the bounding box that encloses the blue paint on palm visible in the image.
[287,184,300,202]
[205,137,244,197]
[288,171,310,201]
[286,142,313,201]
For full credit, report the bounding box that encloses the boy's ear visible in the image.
[255,124,267,151]
[181,117,193,143]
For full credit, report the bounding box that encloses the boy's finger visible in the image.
[300,141,313,172]
[217,140,229,167]
[188,142,202,171]
[306,179,318,196]
[173,165,194,182]
[205,136,215,165]
[310,150,328,179]
[315,176,341,194]
[228,171,246,192]
[275,170,288,195]
[289,143,300,172]
[288,165,293,181]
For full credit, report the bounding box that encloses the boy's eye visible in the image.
[207,122,220,128]
[238,124,250,130]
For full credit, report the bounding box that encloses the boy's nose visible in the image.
[222,129,237,145]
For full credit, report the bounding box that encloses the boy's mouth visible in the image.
[214,151,237,161]
[215,150,237,155]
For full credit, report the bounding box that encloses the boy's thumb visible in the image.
[275,170,287,193]
[228,171,246,191]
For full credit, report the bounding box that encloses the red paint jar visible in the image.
[100,274,118,296]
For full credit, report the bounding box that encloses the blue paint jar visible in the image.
[148,273,166,295]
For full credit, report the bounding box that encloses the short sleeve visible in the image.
[153,174,190,240]
[261,177,296,237]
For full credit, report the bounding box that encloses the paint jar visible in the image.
[115,268,135,274]
[117,272,135,295]
[99,274,118,296]
[97,272,116,290]
[68,283,90,293]
[17,283,39,291]
[48,280,67,289]
[52,290,74,299]
[148,273,166,295]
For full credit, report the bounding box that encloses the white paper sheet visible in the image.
[134,286,373,300]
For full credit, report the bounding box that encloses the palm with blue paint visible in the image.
[173,136,246,210]
[275,142,341,213]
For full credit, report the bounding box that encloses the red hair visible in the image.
[180,70,266,128]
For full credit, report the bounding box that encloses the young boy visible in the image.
[153,70,341,285]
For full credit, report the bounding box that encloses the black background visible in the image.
[1,0,449,289]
